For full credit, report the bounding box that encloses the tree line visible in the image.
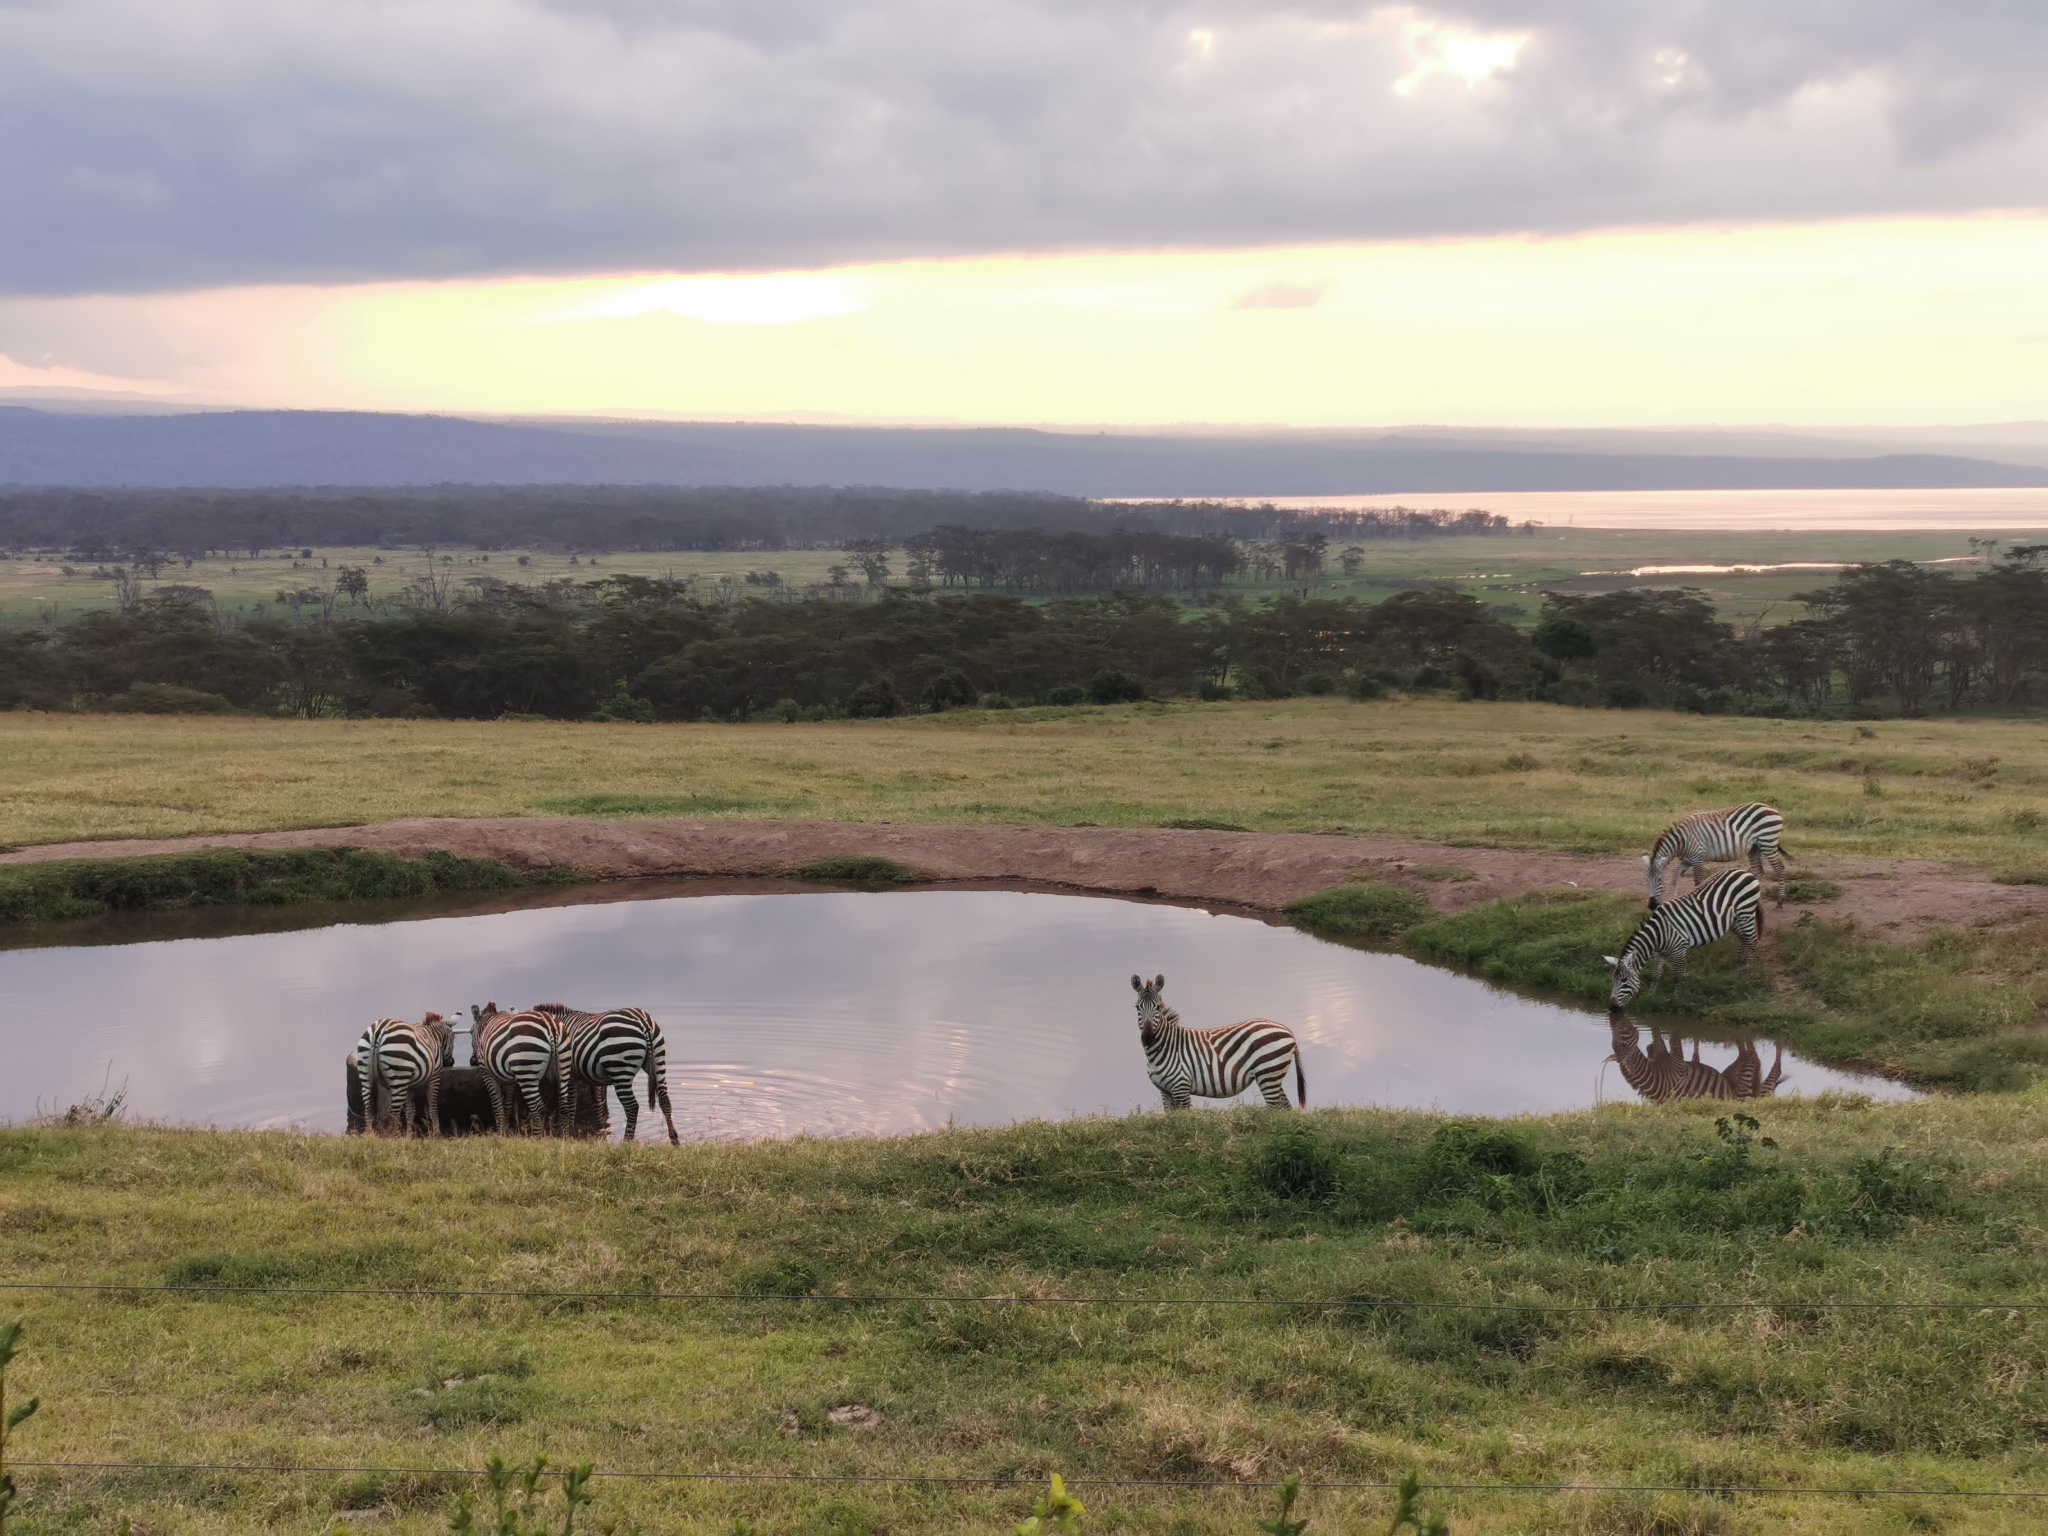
[0,485,1523,561]
[6,551,2041,723]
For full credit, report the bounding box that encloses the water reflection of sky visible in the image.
[0,891,1913,1137]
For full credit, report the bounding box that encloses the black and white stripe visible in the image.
[469,1001,567,1134]
[533,1003,680,1145]
[1130,973,1304,1110]
[1606,869,1764,1009]
[353,1012,455,1136]
[1607,1015,1783,1103]
[1646,803,1788,908]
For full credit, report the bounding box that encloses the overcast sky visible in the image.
[6,0,2046,294]
[2,2,2045,424]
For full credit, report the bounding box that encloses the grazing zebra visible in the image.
[1646,803,1788,909]
[1607,1014,1784,1104]
[353,1012,456,1136]
[1129,974,1304,1110]
[1605,868,1764,1010]
[469,1001,568,1135]
[532,1003,681,1145]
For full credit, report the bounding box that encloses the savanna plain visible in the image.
[5,697,2048,1534]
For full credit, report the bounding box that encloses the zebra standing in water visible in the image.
[1130,974,1305,1109]
[1646,803,1788,908]
[469,1002,568,1135]
[532,1003,681,1145]
[353,1012,456,1136]
[1606,869,1764,1009]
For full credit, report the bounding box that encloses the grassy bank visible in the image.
[5,700,2048,862]
[3,1105,2047,1534]
[1285,882,2048,1092]
[0,847,564,925]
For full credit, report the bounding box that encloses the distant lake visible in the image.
[1152,488,2048,531]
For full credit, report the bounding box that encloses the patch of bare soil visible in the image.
[6,819,2043,939]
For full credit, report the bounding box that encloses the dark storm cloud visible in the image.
[2,0,2044,294]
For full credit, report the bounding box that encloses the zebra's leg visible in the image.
[1668,951,1686,983]
[391,1079,414,1139]
[1688,856,1706,889]
[1258,1071,1290,1108]
[520,1078,549,1136]
[652,1063,680,1146]
[1159,1088,1179,1111]
[615,1081,641,1143]
[424,1067,443,1139]
[482,1074,509,1135]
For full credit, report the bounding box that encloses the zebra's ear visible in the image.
[1601,954,1619,968]
[1131,974,1143,992]
[1154,974,1166,991]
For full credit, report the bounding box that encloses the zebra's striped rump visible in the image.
[469,1001,567,1135]
[1647,803,1787,909]
[1606,869,1764,1009]
[1131,973,1304,1110]
[532,1003,680,1145]
[353,1012,455,1136]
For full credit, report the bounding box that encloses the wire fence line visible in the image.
[3,1279,2045,1313]
[11,1461,2047,1501]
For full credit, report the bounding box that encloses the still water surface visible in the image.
[0,888,1911,1137]
[1196,488,2048,530]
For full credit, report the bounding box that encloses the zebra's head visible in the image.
[1130,973,1169,1042]
[1643,853,1665,910]
[421,1011,455,1067]
[468,1002,499,1067]
[1603,953,1644,1009]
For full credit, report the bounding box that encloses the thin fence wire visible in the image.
[2,1279,2044,1313]
[11,1461,2047,1500]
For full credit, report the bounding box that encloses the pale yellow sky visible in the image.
[4,214,2045,427]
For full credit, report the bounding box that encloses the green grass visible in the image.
[2,1103,2046,1534]
[6,699,2048,864]
[0,847,564,925]
[791,854,924,887]
[1284,881,1431,941]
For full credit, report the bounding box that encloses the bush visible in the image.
[1285,881,1431,942]
[1252,1121,1339,1200]
[1298,670,1336,696]
[843,677,902,719]
[1087,668,1146,704]
[920,668,977,712]
[101,683,237,714]
[1344,671,1387,700]
[1197,680,1234,701]
[1041,683,1088,706]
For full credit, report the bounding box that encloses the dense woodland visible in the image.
[0,485,1519,557]
[3,544,2044,722]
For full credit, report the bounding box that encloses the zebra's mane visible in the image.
[1144,1001,1181,1030]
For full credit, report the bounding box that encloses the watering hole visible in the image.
[0,885,1912,1137]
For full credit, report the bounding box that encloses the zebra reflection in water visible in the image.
[1606,1011,1783,1104]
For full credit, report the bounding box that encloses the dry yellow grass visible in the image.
[3,698,2047,866]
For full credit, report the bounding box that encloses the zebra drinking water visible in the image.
[469,1002,568,1135]
[352,1012,455,1136]
[1606,869,1764,1009]
[1130,973,1305,1109]
[1646,803,1788,909]
[532,1003,681,1145]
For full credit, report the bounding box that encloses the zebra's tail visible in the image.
[649,1025,680,1146]
[1294,1050,1307,1110]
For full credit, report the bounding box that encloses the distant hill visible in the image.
[3,406,2046,495]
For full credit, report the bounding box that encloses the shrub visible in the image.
[102,683,237,714]
[920,668,977,712]
[843,677,902,718]
[1345,670,1388,700]
[1042,683,1089,706]
[1298,670,1336,696]
[1252,1122,1339,1201]
[1197,680,1234,701]
[1285,881,1431,942]
[1087,669,1146,704]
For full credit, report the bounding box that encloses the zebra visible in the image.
[1606,1014,1784,1103]
[469,1001,568,1135]
[353,1012,456,1136]
[532,1003,681,1145]
[1130,974,1305,1110]
[1646,803,1788,909]
[1605,868,1764,1010]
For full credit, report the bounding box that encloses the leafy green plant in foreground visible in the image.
[442,1455,618,1536]
[0,1319,41,1536]
[1015,1473,1085,1535]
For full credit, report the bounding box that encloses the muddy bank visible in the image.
[6,817,2041,938]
